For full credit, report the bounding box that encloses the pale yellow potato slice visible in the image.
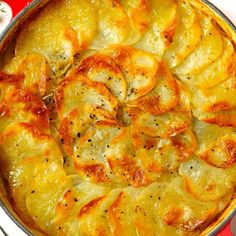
[59,105,115,155]
[193,120,236,168]
[8,157,53,224]
[77,53,127,102]
[178,38,236,88]
[135,0,177,56]
[78,189,122,236]
[172,16,223,75]
[135,129,196,175]
[42,0,96,49]
[164,1,202,68]
[54,182,110,234]
[55,74,118,118]
[105,127,151,187]
[0,72,23,101]
[127,62,179,115]
[157,177,218,231]
[106,46,159,103]
[179,158,233,202]
[73,121,123,186]
[107,187,141,236]
[15,13,76,77]
[134,182,185,236]
[129,81,191,138]
[26,162,72,231]
[0,122,63,176]
[119,0,151,44]
[90,0,130,49]
[2,53,50,96]
[0,89,49,134]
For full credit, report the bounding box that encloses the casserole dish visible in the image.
[0,0,236,235]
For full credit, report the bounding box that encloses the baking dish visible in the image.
[0,0,236,235]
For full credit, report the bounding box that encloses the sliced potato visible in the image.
[59,105,115,155]
[134,182,184,236]
[15,13,76,77]
[106,46,159,103]
[129,81,191,138]
[107,187,141,236]
[8,157,50,224]
[179,158,233,201]
[164,1,202,68]
[90,0,130,49]
[127,62,179,115]
[135,0,177,56]
[0,72,23,101]
[26,162,71,230]
[105,127,150,187]
[3,53,50,96]
[42,0,96,49]
[77,53,127,102]
[178,38,236,88]
[0,122,63,176]
[73,121,123,186]
[193,120,236,168]
[157,177,218,231]
[78,189,122,236]
[55,74,118,118]
[0,89,49,134]
[173,16,223,75]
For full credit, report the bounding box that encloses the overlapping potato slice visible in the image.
[127,62,179,115]
[78,189,122,236]
[179,158,233,202]
[0,122,63,176]
[41,0,96,49]
[90,0,130,49]
[105,126,150,187]
[193,120,236,168]
[59,105,115,155]
[135,0,177,56]
[157,177,219,231]
[77,53,127,102]
[129,81,191,138]
[55,74,118,118]
[26,162,72,231]
[0,89,49,134]
[106,46,159,103]
[134,129,196,177]
[0,72,23,100]
[54,182,110,234]
[134,182,185,236]
[73,121,124,186]
[15,12,76,77]
[8,157,50,224]
[2,53,50,96]
[173,16,223,75]
[164,1,202,68]
[107,187,141,236]
[178,38,236,88]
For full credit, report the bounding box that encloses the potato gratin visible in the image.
[0,0,236,235]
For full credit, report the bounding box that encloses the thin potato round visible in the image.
[164,1,202,68]
[0,89,49,134]
[106,46,159,103]
[127,62,179,115]
[77,53,127,102]
[3,53,50,96]
[173,17,223,75]
[135,0,177,56]
[15,14,76,77]
[55,74,118,118]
